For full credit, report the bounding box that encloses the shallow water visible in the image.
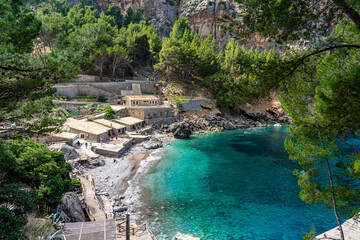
[139,127,337,239]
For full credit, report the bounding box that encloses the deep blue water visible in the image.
[140,127,337,239]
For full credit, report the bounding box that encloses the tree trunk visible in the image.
[100,68,103,80]
[332,0,360,32]
[319,135,345,240]
[325,157,345,240]
[112,66,116,81]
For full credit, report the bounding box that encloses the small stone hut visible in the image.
[50,132,79,147]
[123,95,160,107]
[65,118,112,142]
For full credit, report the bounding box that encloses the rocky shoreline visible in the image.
[57,111,289,239]
[154,113,288,139]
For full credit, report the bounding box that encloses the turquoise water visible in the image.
[140,127,337,239]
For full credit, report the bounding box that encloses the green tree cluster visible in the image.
[217,0,360,238]
[156,17,219,81]
[156,17,281,107]
[1,1,77,238]
[33,1,157,79]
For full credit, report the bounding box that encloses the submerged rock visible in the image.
[60,192,86,222]
[173,233,202,240]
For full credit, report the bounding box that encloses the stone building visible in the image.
[123,95,160,107]
[115,116,145,131]
[93,119,126,136]
[65,118,112,142]
[123,95,173,122]
[49,132,79,147]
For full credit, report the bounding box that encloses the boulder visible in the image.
[200,100,215,110]
[113,206,128,213]
[60,192,86,222]
[172,122,192,139]
[143,138,163,149]
[223,121,236,130]
[49,144,79,160]
[88,157,105,166]
[274,123,282,127]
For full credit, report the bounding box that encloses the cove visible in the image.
[140,127,337,239]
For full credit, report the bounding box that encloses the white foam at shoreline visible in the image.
[123,148,166,220]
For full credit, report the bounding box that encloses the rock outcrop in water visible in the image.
[159,115,267,138]
[170,121,193,139]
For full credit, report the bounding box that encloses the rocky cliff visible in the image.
[96,0,237,45]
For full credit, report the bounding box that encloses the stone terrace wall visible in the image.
[54,82,156,97]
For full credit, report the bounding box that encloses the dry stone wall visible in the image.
[54,81,156,97]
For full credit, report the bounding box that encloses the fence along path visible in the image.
[78,175,107,221]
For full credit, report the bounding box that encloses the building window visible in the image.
[80,133,85,139]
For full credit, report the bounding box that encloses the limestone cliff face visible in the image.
[98,0,236,45]
[179,0,237,47]
[109,0,179,36]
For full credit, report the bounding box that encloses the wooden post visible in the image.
[126,214,130,240]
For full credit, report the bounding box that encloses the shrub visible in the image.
[104,106,116,119]
[98,95,107,102]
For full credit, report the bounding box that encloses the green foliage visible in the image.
[104,3,123,29]
[124,7,143,27]
[71,178,81,188]
[104,105,116,119]
[0,206,27,240]
[97,95,107,102]
[222,0,358,42]
[116,22,161,65]
[210,40,280,106]
[168,94,189,107]
[0,139,73,207]
[301,225,316,240]
[156,17,219,81]
[280,21,360,226]
[0,0,42,54]
[0,183,35,240]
